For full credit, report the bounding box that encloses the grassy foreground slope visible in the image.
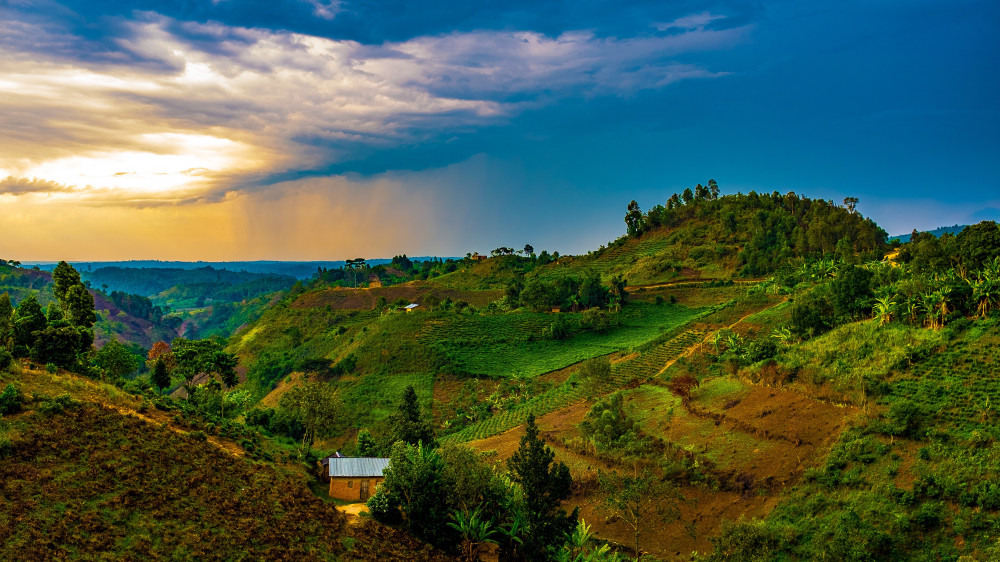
[0,365,452,561]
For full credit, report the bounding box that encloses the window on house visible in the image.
[348,480,353,488]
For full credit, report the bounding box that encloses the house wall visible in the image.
[328,476,385,501]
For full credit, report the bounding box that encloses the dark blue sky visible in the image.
[1,0,997,259]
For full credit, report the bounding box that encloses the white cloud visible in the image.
[0,12,748,204]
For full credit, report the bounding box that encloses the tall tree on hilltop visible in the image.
[507,414,577,561]
[625,200,644,237]
[708,178,720,199]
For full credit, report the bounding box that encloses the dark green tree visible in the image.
[625,200,644,237]
[390,385,436,448]
[376,441,451,546]
[681,187,694,204]
[957,220,1000,274]
[356,429,379,456]
[12,294,46,353]
[64,284,96,328]
[30,326,83,368]
[507,414,577,561]
[151,357,171,394]
[51,261,82,305]
[0,292,15,345]
[95,339,139,381]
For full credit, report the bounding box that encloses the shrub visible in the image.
[0,349,12,371]
[0,383,23,416]
[38,393,80,416]
[45,363,58,374]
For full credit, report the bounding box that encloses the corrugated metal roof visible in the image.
[404,303,420,309]
[328,457,390,478]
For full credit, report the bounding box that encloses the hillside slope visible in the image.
[0,365,453,561]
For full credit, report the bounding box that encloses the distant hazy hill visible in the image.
[24,258,451,279]
[889,223,967,243]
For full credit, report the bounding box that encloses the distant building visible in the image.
[368,276,383,288]
[470,252,488,261]
[404,303,420,312]
[326,457,390,501]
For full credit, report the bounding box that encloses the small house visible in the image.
[470,252,488,261]
[403,303,420,312]
[368,276,383,288]
[327,457,390,501]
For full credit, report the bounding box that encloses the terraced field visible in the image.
[423,304,710,378]
[442,329,707,443]
[889,334,1000,430]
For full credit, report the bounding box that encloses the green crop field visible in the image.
[442,328,708,443]
[424,303,708,379]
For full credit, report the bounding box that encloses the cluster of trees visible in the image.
[368,412,577,561]
[506,271,628,313]
[107,290,163,322]
[622,183,889,276]
[0,262,96,370]
[787,222,1000,339]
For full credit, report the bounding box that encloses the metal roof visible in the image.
[328,457,390,478]
[404,303,420,309]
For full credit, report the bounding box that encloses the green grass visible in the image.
[428,303,708,379]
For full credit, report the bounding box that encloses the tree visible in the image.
[580,393,645,454]
[507,414,577,561]
[173,338,231,397]
[843,196,859,214]
[30,326,83,369]
[390,385,436,448]
[51,261,82,305]
[281,378,340,449]
[147,341,175,371]
[708,179,720,200]
[151,357,171,394]
[0,292,12,345]
[95,339,139,381]
[599,467,679,558]
[956,221,1000,274]
[64,284,96,328]
[625,200,644,237]
[523,243,534,256]
[357,429,379,456]
[377,440,450,545]
[13,294,47,353]
[681,187,694,204]
[449,506,499,562]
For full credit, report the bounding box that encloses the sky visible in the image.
[1,0,998,261]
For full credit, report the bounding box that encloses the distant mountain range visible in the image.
[889,224,967,244]
[22,258,454,279]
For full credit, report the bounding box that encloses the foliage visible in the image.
[599,468,679,556]
[579,393,647,455]
[94,339,140,381]
[507,414,578,561]
[279,378,341,448]
[388,385,437,448]
[0,383,22,416]
[376,441,453,547]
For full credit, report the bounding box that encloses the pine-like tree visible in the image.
[507,414,577,561]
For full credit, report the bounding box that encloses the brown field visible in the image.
[292,282,502,310]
